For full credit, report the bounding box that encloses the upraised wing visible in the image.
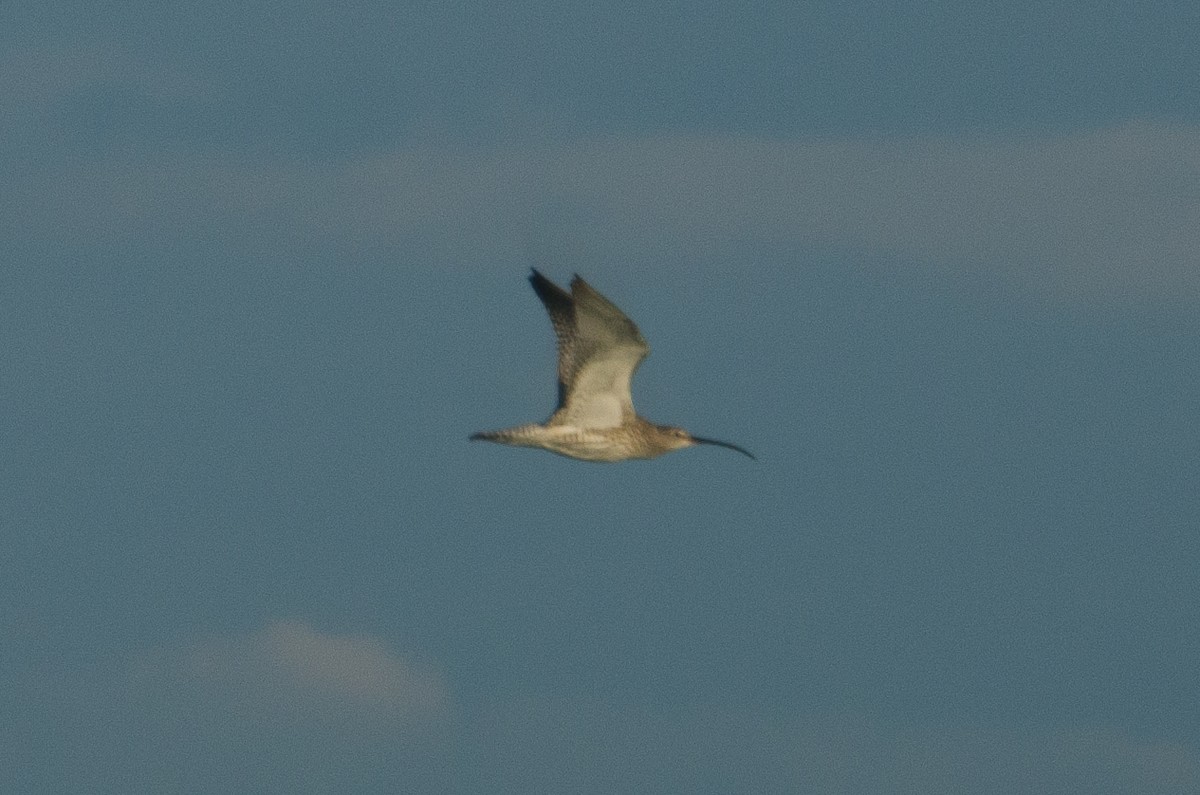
[528,270,649,429]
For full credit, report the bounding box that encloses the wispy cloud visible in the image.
[166,620,449,726]
[9,623,450,790]
[333,121,1198,301]
[1050,727,1200,795]
[9,117,1198,302]
[471,698,1200,794]
[788,715,1200,795]
[0,41,221,115]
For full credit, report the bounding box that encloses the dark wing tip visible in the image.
[529,269,573,312]
[528,268,555,292]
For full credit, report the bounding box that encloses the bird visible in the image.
[470,269,755,462]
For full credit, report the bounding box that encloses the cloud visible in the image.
[8,622,451,791]
[164,620,449,727]
[0,40,221,117]
[787,715,1200,795]
[470,698,1200,794]
[1050,727,1200,795]
[9,117,1198,302]
[301,121,1200,304]
[14,640,1198,793]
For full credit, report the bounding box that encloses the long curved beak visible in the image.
[691,435,756,460]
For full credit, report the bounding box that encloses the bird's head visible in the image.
[657,425,755,460]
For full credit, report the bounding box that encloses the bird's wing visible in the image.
[551,274,650,429]
[528,269,577,409]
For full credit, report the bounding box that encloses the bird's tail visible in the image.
[468,424,545,447]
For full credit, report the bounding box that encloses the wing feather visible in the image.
[529,271,650,429]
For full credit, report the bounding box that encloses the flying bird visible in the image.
[471,270,754,462]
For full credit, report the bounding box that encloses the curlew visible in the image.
[470,270,755,462]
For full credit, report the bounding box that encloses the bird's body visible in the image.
[471,270,754,462]
[471,416,695,462]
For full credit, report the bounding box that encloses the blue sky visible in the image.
[3,2,1199,792]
